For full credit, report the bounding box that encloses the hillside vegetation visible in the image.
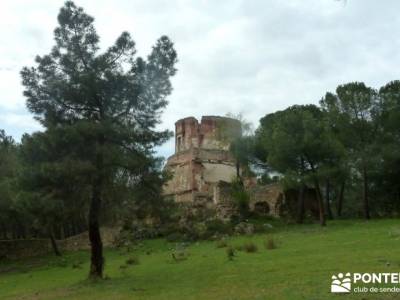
[1,219,399,300]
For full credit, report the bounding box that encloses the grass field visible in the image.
[1,219,400,300]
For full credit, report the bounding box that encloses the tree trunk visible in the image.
[362,165,370,219]
[296,184,305,224]
[314,178,326,226]
[49,228,62,256]
[337,181,345,217]
[236,161,241,180]
[325,179,333,220]
[88,180,103,279]
[397,188,400,215]
[308,159,326,226]
[1,222,7,239]
[88,137,105,279]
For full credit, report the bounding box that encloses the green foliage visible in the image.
[320,82,380,219]
[230,178,250,219]
[264,237,277,250]
[205,219,233,236]
[215,239,228,248]
[165,232,184,243]
[255,104,344,225]
[19,1,177,277]
[0,130,29,240]
[242,242,258,253]
[125,256,139,265]
[226,246,235,261]
[218,113,257,179]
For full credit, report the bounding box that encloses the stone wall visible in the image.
[0,227,119,260]
[248,183,283,217]
[212,182,319,220]
[57,227,118,251]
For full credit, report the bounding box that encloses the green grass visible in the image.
[1,219,400,300]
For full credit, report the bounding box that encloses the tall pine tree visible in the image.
[21,1,177,278]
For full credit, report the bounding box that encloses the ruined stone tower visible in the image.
[163,116,241,203]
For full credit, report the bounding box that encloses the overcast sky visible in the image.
[1,0,399,158]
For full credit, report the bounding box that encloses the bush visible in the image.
[234,245,244,251]
[243,242,258,253]
[253,223,268,234]
[230,178,250,219]
[205,219,233,235]
[189,222,208,240]
[226,246,235,261]
[71,261,82,269]
[215,239,228,248]
[159,223,181,237]
[126,256,140,265]
[264,237,277,250]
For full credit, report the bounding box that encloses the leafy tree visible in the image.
[375,81,400,214]
[320,83,378,219]
[20,1,177,278]
[256,105,344,226]
[0,130,21,239]
[319,92,352,218]
[224,113,255,180]
[230,177,250,220]
[18,130,94,255]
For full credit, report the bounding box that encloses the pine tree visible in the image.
[21,1,177,278]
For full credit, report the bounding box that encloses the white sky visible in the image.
[1,0,400,158]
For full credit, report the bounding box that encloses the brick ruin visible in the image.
[163,115,288,218]
[163,116,241,204]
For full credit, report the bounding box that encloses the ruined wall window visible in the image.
[177,136,182,152]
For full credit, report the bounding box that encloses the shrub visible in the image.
[159,223,181,237]
[243,242,258,253]
[234,245,244,251]
[72,262,82,269]
[56,259,68,268]
[194,222,208,237]
[215,239,228,248]
[253,223,268,234]
[230,178,250,219]
[205,219,233,236]
[264,237,277,250]
[126,256,140,265]
[226,246,235,261]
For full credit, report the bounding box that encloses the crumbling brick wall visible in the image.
[164,116,241,204]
